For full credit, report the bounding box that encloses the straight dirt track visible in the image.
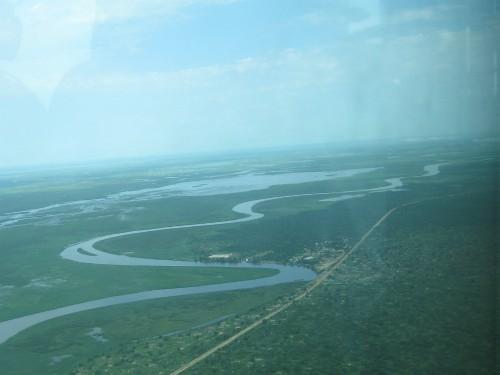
[170,203,407,375]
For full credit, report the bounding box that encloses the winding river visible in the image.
[0,163,447,344]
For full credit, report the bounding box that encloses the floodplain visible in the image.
[0,140,497,374]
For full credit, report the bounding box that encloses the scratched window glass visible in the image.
[0,1,498,374]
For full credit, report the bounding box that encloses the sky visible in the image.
[0,0,499,167]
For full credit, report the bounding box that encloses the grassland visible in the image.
[1,283,301,375]
[0,140,497,374]
[174,190,498,374]
[76,187,498,375]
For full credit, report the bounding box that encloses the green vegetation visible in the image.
[179,191,498,374]
[0,195,277,322]
[1,283,301,375]
[0,140,497,374]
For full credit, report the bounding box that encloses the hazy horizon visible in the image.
[1,0,499,168]
[3,134,494,173]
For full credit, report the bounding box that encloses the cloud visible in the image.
[385,4,464,25]
[94,0,238,23]
[57,48,338,93]
[0,0,239,107]
[348,0,381,33]
[389,8,437,23]
[0,0,95,106]
[300,0,382,34]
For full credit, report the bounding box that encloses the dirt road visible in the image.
[170,205,400,375]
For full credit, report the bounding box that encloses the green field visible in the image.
[0,140,498,374]
[176,191,498,374]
